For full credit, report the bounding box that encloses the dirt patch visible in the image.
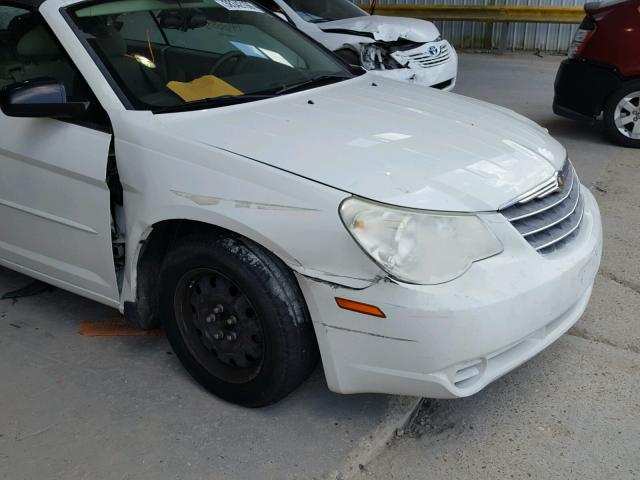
[79,317,164,337]
[401,399,468,440]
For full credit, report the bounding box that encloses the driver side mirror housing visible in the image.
[0,78,90,119]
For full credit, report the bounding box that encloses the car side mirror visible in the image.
[0,78,90,119]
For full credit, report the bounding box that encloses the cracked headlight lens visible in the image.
[340,197,503,285]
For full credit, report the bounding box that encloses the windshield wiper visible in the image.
[153,76,351,113]
[154,94,277,114]
[276,75,352,95]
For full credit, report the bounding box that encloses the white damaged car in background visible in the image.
[255,0,458,90]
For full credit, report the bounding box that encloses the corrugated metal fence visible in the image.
[360,0,587,52]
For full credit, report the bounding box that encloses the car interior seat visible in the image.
[0,13,38,88]
[93,24,165,101]
[12,25,76,94]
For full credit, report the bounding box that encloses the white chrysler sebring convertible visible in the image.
[0,0,601,407]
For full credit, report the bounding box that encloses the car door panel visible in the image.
[0,115,119,304]
[0,4,119,304]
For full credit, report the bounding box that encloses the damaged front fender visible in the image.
[359,39,451,72]
[320,15,441,43]
[291,265,382,290]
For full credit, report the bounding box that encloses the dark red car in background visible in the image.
[554,0,640,147]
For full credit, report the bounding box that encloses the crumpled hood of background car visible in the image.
[158,76,566,212]
[319,15,440,43]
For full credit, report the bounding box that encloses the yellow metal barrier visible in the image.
[356,4,585,24]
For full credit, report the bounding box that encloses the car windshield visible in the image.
[282,0,368,23]
[67,0,353,112]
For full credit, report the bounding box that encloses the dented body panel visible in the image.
[319,15,441,43]
[109,109,382,308]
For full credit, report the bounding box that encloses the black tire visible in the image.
[159,232,319,407]
[603,80,640,148]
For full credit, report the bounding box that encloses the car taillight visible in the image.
[568,15,597,59]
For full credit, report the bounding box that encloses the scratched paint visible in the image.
[171,190,320,212]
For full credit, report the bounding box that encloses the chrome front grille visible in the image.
[406,44,451,68]
[501,160,585,254]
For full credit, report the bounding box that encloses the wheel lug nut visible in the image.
[226,332,237,342]
[213,331,224,340]
[227,315,237,326]
[206,314,216,324]
[213,304,224,314]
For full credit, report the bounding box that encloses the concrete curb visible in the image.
[322,396,423,480]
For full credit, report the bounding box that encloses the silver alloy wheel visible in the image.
[614,91,640,139]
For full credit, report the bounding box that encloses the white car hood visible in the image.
[319,15,440,43]
[157,75,565,212]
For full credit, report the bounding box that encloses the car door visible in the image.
[0,5,119,305]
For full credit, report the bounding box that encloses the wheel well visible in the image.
[600,75,640,115]
[126,220,226,329]
[128,219,302,330]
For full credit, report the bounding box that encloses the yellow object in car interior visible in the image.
[167,75,243,102]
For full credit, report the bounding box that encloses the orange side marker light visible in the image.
[335,298,386,318]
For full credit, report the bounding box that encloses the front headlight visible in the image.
[339,197,503,285]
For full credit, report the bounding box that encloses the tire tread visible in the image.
[159,232,318,407]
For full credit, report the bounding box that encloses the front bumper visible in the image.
[298,188,602,398]
[369,41,458,91]
[553,58,622,120]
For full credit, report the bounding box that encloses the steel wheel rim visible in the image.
[174,268,265,384]
[614,91,640,140]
